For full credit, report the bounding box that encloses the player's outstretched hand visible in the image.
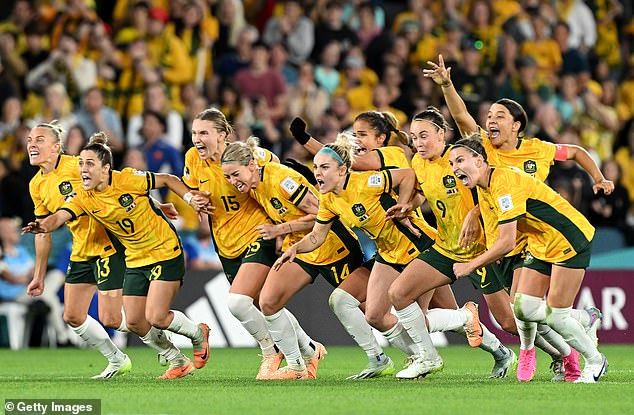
[21,220,47,235]
[423,55,452,87]
[272,246,298,271]
[593,179,614,196]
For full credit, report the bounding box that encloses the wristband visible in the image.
[183,192,193,204]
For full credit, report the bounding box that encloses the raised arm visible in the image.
[289,117,326,155]
[564,145,614,195]
[22,210,73,235]
[423,55,478,137]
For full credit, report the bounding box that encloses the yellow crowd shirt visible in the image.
[478,167,594,264]
[316,170,436,265]
[182,146,274,259]
[29,154,115,262]
[411,146,486,261]
[63,168,182,268]
[252,163,356,265]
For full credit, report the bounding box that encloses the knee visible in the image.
[226,293,254,320]
[545,306,568,331]
[63,311,85,328]
[145,309,169,329]
[387,283,408,310]
[259,292,284,316]
[513,293,546,323]
[99,311,122,329]
[329,288,360,315]
[364,309,388,330]
[125,318,144,335]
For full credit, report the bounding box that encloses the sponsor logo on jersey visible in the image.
[442,175,456,188]
[524,251,534,265]
[523,160,537,174]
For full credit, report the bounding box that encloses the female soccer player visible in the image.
[24,133,211,379]
[26,122,130,379]
[385,107,516,379]
[273,133,441,369]
[222,138,395,379]
[425,55,611,381]
[449,137,608,383]
[184,108,325,379]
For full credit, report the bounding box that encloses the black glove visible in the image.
[289,117,310,145]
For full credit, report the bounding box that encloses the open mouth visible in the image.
[195,144,207,156]
[81,175,91,186]
[454,172,469,185]
[488,127,500,140]
[234,182,246,192]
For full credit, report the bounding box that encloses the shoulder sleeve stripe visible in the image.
[498,213,525,224]
[291,185,309,206]
[60,207,77,221]
[384,170,393,193]
[316,216,337,224]
[147,172,156,191]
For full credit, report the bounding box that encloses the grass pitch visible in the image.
[1,345,633,415]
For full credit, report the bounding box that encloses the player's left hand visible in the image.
[21,220,46,235]
[593,179,614,195]
[385,203,412,220]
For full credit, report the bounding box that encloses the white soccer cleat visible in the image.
[550,358,565,382]
[490,346,517,379]
[396,355,444,380]
[585,307,602,347]
[91,354,132,379]
[574,354,608,383]
[346,357,396,379]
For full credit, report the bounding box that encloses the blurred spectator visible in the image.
[215,25,257,83]
[263,0,314,66]
[63,125,88,156]
[270,43,298,86]
[314,41,342,95]
[0,216,69,345]
[520,13,562,85]
[410,10,439,68]
[555,0,596,53]
[0,97,21,159]
[0,58,19,112]
[355,1,382,50]
[578,83,619,160]
[553,20,590,78]
[465,0,500,68]
[26,32,96,104]
[335,50,377,114]
[236,96,281,153]
[0,123,36,224]
[181,221,223,271]
[234,42,288,123]
[127,83,184,150]
[497,55,552,120]
[214,0,247,59]
[592,0,623,73]
[451,38,493,118]
[215,82,242,125]
[616,61,634,122]
[372,84,407,127]
[0,32,27,96]
[28,83,78,139]
[312,1,358,61]
[287,62,329,127]
[589,159,633,244]
[19,21,50,87]
[550,74,585,124]
[330,94,353,130]
[49,0,98,50]
[139,109,183,177]
[614,122,634,208]
[75,87,124,152]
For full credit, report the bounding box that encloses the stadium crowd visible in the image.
[0,0,633,347]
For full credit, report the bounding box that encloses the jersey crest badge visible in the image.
[352,203,369,222]
[442,175,456,189]
[270,197,288,215]
[119,193,136,212]
[59,181,73,195]
[523,160,537,174]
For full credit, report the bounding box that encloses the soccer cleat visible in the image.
[574,354,608,383]
[490,346,517,379]
[91,354,132,379]
[585,306,602,347]
[159,359,195,379]
[395,355,444,380]
[158,330,173,367]
[346,357,396,379]
[305,342,327,379]
[563,348,581,382]
[256,352,284,380]
[265,366,309,380]
[550,358,565,382]
[517,347,537,382]
[193,323,211,369]
[462,302,483,347]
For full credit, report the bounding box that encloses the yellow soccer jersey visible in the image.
[478,167,595,264]
[252,163,356,265]
[316,170,436,265]
[478,126,569,255]
[29,154,115,262]
[411,147,486,261]
[63,168,182,268]
[182,146,274,259]
[372,146,410,170]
